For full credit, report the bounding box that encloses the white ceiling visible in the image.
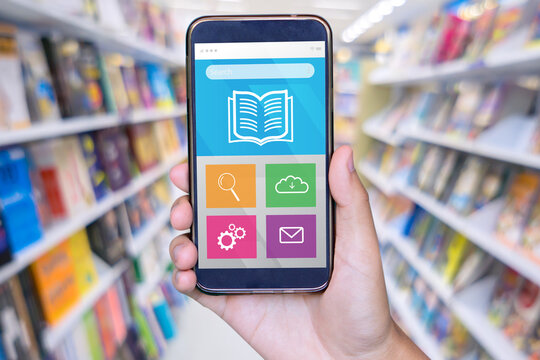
[163,0,381,44]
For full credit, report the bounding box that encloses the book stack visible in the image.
[0,22,185,133]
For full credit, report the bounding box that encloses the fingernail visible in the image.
[173,244,186,263]
[347,151,355,173]
[175,271,182,285]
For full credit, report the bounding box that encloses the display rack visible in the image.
[0,0,184,66]
[378,222,526,360]
[0,151,186,286]
[0,105,187,147]
[0,1,189,357]
[134,256,172,305]
[41,256,130,352]
[359,161,540,288]
[385,275,444,360]
[369,48,540,86]
[362,112,540,170]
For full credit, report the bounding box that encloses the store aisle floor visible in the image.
[164,300,262,360]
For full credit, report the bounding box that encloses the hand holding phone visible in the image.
[187,16,334,293]
[169,146,427,359]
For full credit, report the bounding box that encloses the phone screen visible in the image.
[193,40,328,270]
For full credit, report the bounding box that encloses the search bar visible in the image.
[206,63,315,80]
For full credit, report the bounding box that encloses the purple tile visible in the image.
[266,215,316,258]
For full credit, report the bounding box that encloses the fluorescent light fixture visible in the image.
[377,1,394,16]
[368,8,384,23]
[341,0,408,43]
[314,0,363,11]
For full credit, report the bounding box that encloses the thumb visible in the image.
[329,146,380,262]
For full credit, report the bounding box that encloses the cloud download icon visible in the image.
[275,176,309,194]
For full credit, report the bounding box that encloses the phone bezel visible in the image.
[186,15,334,294]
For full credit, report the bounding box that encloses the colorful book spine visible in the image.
[0,148,42,253]
[152,296,177,340]
[68,229,99,295]
[30,240,80,325]
[79,133,109,201]
[83,310,105,360]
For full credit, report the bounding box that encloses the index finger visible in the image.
[169,162,189,193]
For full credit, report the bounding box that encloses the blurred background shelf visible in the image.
[0,105,187,147]
[41,257,130,352]
[0,0,184,66]
[0,151,186,285]
[384,276,445,360]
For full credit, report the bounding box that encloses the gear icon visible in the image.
[234,226,246,240]
[229,224,236,231]
[217,231,236,251]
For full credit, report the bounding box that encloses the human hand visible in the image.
[169,145,426,359]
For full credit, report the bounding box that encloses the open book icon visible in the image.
[228,90,293,146]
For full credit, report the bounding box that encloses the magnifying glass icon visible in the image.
[218,173,240,202]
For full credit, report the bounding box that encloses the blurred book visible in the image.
[87,208,126,265]
[0,23,31,130]
[68,229,98,295]
[31,240,80,325]
[42,37,108,118]
[17,30,60,124]
[0,148,42,253]
[496,172,540,245]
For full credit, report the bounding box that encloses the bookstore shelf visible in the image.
[129,105,187,124]
[134,257,172,305]
[42,257,130,351]
[384,276,444,360]
[358,162,540,288]
[0,0,184,66]
[384,228,453,302]
[381,228,526,360]
[126,208,171,257]
[362,115,540,170]
[398,184,540,288]
[126,206,189,258]
[358,161,397,196]
[400,127,540,170]
[362,120,405,147]
[0,151,186,285]
[369,48,540,86]
[0,105,187,147]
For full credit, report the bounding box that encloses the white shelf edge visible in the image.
[42,258,130,351]
[362,121,404,147]
[396,183,540,288]
[126,209,171,257]
[369,46,540,86]
[0,151,186,285]
[358,161,396,196]
[0,105,187,147]
[134,258,171,305]
[401,127,540,170]
[129,105,187,124]
[384,276,444,360]
[380,223,526,360]
[384,227,453,302]
[0,0,184,66]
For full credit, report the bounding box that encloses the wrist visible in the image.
[361,321,428,360]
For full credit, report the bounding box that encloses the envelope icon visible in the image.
[279,227,304,244]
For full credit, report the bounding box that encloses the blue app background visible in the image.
[194,58,326,156]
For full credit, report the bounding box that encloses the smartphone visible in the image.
[186,15,334,294]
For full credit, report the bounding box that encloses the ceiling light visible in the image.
[377,1,394,16]
[314,0,363,11]
[368,9,383,23]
